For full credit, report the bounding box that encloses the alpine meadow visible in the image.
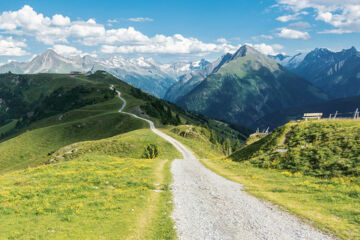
[0,1,359,239]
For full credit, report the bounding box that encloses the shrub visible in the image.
[142,144,159,159]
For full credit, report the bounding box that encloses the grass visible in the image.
[231,119,360,177]
[0,98,148,174]
[0,72,249,239]
[163,125,225,159]
[0,128,180,239]
[166,124,360,239]
[201,159,359,239]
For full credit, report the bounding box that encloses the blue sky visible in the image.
[0,0,360,63]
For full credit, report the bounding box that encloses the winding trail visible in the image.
[113,87,333,240]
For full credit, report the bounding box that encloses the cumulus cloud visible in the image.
[100,34,238,55]
[0,5,105,45]
[0,5,238,57]
[0,36,28,56]
[277,28,310,40]
[128,17,153,22]
[277,0,360,33]
[52,14,70,26]
[216,38,228,43]
[52,44,82,56]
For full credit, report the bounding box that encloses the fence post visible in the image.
[334,111,338,119]
[354,108,359,119]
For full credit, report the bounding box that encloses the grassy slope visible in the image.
[0,97,147,174]
[0,71,249,239]
[166,123,360,239]
[232,119,360,177]
[0,129,181,239]
[177,53,327,127]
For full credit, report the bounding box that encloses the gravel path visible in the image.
[114,87,334,240]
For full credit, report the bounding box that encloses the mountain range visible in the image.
[173,45,328,127]
[0,49,209,98]
[2,45,360,129]
[273,47,360,99]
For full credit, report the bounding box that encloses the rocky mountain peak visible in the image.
[231,45,261,60]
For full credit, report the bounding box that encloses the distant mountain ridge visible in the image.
[175,45,328,127]
[0,49,210,98]
[273,47,360,99]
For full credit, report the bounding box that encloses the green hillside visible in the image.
[0,72,115,128]
[0,71,247,175]
[177,45,327,127]
[0,129,180,239]
[231,119,360,177]
[0,71,249,239]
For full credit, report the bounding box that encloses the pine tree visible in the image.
[175,113,181,125]
[232,139,241,152]
[209,130,218,144]
[224,138,232,156]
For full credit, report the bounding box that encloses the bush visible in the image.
[142,144,159,159]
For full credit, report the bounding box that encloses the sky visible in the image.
[0,0,360,64]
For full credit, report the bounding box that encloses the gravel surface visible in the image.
[171,153,334,240]
[114,87,334,240]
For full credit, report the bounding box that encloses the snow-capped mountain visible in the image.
[164,54,231,102]
[160,59,211,77]
[0,49,210,98]
[271,47,360,99]
[270,52,307,69]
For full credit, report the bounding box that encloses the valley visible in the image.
[0,46,359,240]
[2,1,360,239]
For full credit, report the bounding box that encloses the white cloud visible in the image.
[128,17,153,22]
[276,11,307,22]
[277,28,310,40]
[100,34,238,55]
[52,14,70,26]
[216,38,228,43]
[0,5,106,45]
[0,36,28,56]
[247,43,284,55]
[70,20,105,38]
[0,5,239,57]
[52,44,82,56]
[277,0,360,33]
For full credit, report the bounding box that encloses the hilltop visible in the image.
[231,119,360,177]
